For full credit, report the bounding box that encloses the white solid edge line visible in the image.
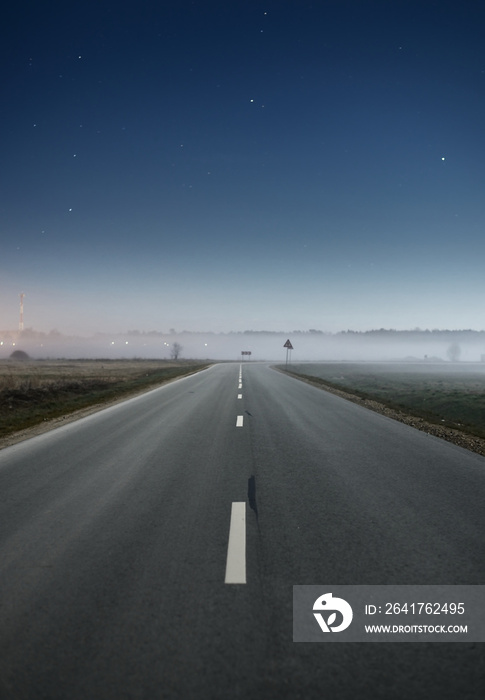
[236,415,244,427]
[225,502,246,584]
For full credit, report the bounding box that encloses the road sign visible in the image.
[284,339,293,367]
[241,351,252,355]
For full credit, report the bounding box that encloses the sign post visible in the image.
[241,351,252,361]
[283,339,293,366]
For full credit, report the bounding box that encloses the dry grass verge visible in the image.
[0,359,210,449]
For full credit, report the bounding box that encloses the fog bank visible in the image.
[2,329,485,364]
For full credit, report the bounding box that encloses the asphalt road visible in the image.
[1,362,485,699]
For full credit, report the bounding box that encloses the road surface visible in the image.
[1,363,484,699]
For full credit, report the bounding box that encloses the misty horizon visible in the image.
[3,326,485,363]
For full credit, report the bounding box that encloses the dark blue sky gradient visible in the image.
[1,0,484,334]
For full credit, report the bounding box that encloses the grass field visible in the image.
[0,359,210,439]
[281,362,485,440]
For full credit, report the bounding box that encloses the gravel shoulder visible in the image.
[278,368,485,458]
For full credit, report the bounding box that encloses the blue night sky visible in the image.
[1,0,484,335]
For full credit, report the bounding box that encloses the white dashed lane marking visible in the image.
[226,369,247,583]
[225,502,246,584]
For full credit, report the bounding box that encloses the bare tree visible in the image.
[170,342,183,360]
[447,342,461,362]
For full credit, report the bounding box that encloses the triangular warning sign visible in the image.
[283,339,293,349]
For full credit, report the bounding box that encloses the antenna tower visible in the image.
[19,293,25,331]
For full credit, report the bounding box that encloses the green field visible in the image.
[281,363,485,439]
[0,359,210,439]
